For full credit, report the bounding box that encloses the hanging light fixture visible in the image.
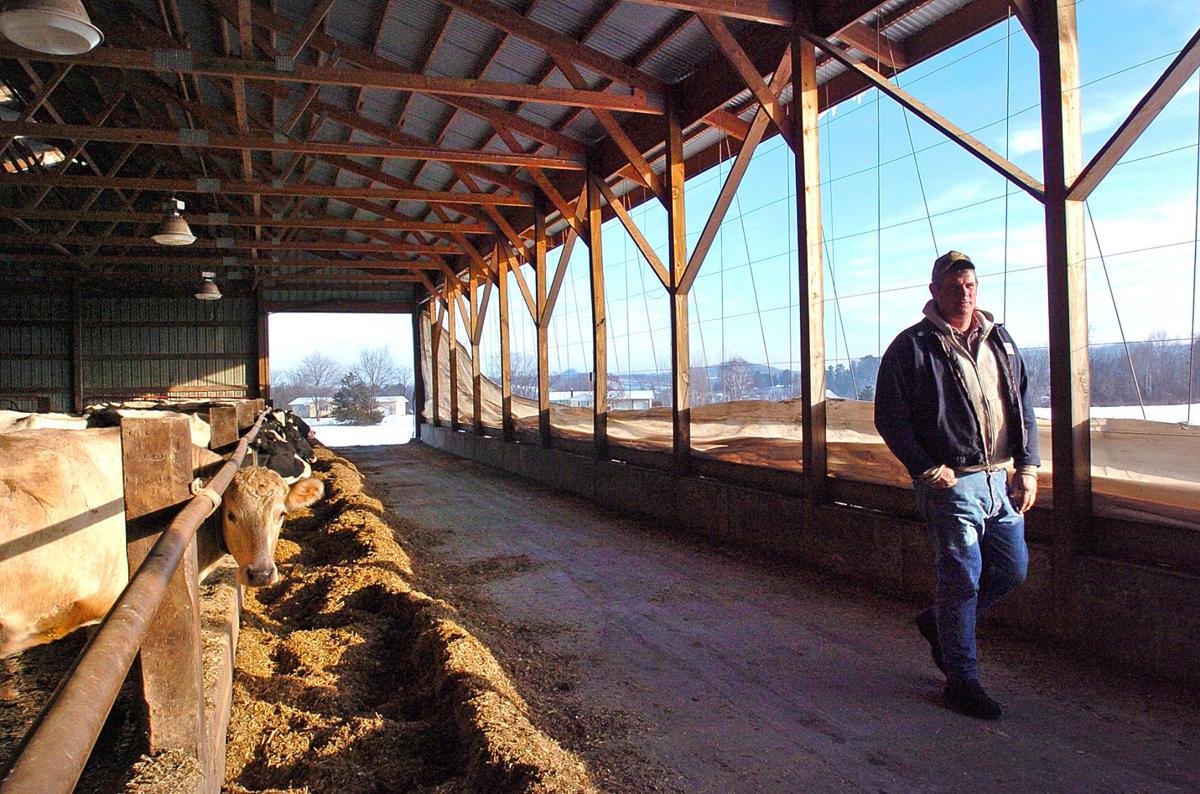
[194,271,221,301]
[151,196,196,246]
[0,0,103,56]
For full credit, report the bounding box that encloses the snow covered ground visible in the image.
[1033,403,1200,425]
[308,414,414,447]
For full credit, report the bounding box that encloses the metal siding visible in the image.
[80,296,255,402]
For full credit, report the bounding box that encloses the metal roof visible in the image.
[0,0,1011,304]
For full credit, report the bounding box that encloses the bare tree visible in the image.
[690,356,713,406]
[356,346,400,391]
[511,353,538,399]
[394,363,414,401]
[294,352,342,417]
[721,355,754,401]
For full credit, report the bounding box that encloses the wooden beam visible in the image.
[665,90,690,470]
[587,172,607,459]
[541,223,578,326]
[0,233,462,256]
[794,13,827,505]
[430,300,442,426]
[804,33,1045,200]
[698,13,792,141]
[0,63,71,159]
[498,242,514,442]
[621,0,790,26]
[280,0,337,59]
[0,172,533,205]
[6,252,446,270]
[0,121,585,170]
[679,48,789,294]
[412,308,427,433]
[553,55,666,199]
[470,260,483,434]
[1068,27,1200,201]
[1008,0,1039,49]
[535,204,551,447]
[440,0,664,96]
[447,281,460,431]
[1037,0,1090,634]
[593,175,669,289]
[836,21,907,69]
[0,44,665,113]
[505,241,539,321]
[0,208,492,234]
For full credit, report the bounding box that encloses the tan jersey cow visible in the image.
[0,429,323,657]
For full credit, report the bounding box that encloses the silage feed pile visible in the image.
[224,447,593,793]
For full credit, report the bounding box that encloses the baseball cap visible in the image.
[931,250,975,283]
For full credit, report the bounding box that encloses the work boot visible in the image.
[943,679,1002,719]
[915,609,945,674]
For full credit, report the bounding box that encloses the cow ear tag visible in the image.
[1003,342,1015,355]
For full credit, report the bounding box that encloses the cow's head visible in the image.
[221,467,323,586]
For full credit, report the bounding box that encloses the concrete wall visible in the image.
[419,422,1200,689]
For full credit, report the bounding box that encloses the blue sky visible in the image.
[275,1,1200,383]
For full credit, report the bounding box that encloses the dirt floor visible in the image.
[339,441,1200,794]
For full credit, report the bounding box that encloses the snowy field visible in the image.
[309,414,414,447]
[1033,403,1200,425]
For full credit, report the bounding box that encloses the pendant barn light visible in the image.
[151,196,196,246]
[0,0,102,56]
[194,271,221,301]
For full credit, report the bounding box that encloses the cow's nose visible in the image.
[245,565,277,586]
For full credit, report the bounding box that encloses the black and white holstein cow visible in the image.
[251,410,318,483]
[0,425,323,658]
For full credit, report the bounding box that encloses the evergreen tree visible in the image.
[331,372,384,425]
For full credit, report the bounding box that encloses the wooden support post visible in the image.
[255,291,270,403]
[412,308,426,438]
[120,415,204,759]
[587,171,608,460]
[498,242,514,442]
[70,278,83,413]
[1037,0,1090,635]
[536,204,552,448]
[208,405,239,450]
[429,299,442,427]
[665,90,691,471]
[793,15,828,506]
[470,257,483,435]
[448,281,460,431]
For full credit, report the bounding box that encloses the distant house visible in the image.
[548,389,654,410]
[377,395,409,416]
[288,397,331,418]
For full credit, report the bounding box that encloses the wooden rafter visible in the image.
[698,13,792,141]
[1069,27,1200,201]
[0,121,585,170]
[0,45,665,114]
[592,175,668,289]
[805,31,1045,200]
[439,0,664,96]
[0,173,534,205]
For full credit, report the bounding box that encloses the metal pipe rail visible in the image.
[0,413,266,794]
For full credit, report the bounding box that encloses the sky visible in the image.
[271,1,1200,385]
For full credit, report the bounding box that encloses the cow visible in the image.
[0,410,89,432]
[0,428,323,658]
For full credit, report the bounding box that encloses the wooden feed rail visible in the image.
[0,399,266,794]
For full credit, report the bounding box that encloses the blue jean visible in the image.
[914,469,1028,682]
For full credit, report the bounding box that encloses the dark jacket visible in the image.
[874,317,1040,479]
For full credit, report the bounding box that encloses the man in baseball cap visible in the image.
[874,250,1040,719]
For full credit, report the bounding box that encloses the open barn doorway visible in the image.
[266,312,414,447]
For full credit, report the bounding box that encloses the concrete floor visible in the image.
[344,442,1200,794]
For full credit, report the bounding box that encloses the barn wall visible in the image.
[418,423,1200,690]
[0,292,72,411]
[0,289,258,410]
[81,296,257,404]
